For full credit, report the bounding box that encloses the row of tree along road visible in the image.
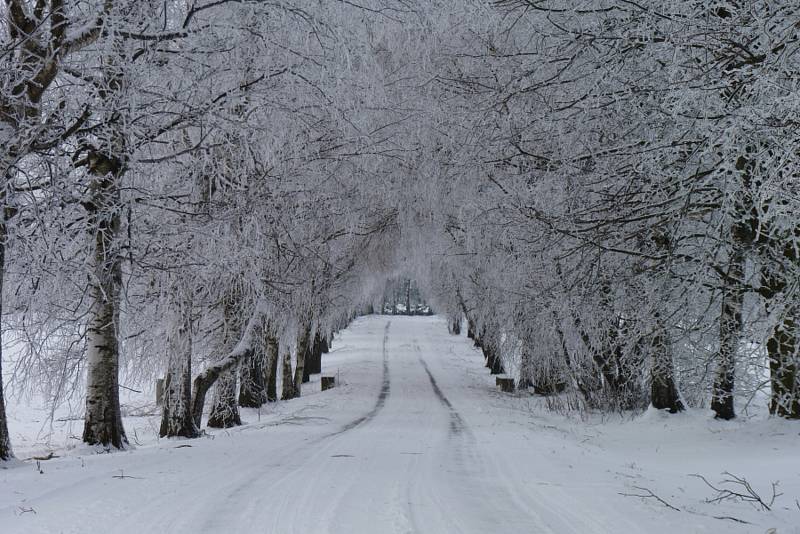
[2,1,799,462]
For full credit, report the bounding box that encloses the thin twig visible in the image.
[712,516,751,524]
[619,486,681,511]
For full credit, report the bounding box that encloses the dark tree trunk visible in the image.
[602,338,647,411]
[474,323,484,350]
[767,310,800,419]
[238,349,267,408]
[189,303,264,428]
[0,353,10,461]
[649,323,684,413]
[159,370,197,438]
[0,220,12,461]
[306,333,323,375]
[206,290,245,428]
[552,311,601,406]
[295,323,311,391]
[448,315,461,335]
[711,249,745,420]
[518,349,534,390]
[320,335,329,354]
[533,376,567,395]
[265,335,279,402]
[207,367,242,428]
[572,310,646,411]
[281,348,296,400]
[484,343,504,375]
[190,347,254,429]
[759,226,800,419]
[159,284,197,438]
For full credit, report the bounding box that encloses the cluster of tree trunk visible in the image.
[158,302,343,437]
[454,294,682,414]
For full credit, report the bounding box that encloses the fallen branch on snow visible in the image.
[112,469,143,480]
[619,486,680,511]
[689,471,780,512]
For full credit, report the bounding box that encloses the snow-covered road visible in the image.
[2,315,799,533]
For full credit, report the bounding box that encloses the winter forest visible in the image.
[2,1,800,533]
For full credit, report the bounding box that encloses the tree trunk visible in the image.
[759,222,800,418]
[191,346,254,429]
[448,315,461,335]
[281,347,296,400]
[711,249,745,420]
[474,322,485,350]
[518,349,534,390]
[190,300,265,429]
[485,343,505,375]
[767,310,800,419]
[552,311,601,405]
[571,309,646,411]
[301,334,313,383]
[649,322,684,413]
[265,335,279,402]
[751,209,800,418]
[320,335,329,354]
[294,322,311,392]
[207,294,244,427]
[306,333,323,375]
[239,347,267,408]
[603,337,647,411]
[159,282,197,438]
[82,171,127,449]
[533,375,567,395]
[0,353,10,461]
[207,367,242,428]
[0,220,12,461]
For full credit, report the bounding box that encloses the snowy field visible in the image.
[2,315,799,533]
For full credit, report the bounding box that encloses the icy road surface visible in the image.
[2,315,799,533]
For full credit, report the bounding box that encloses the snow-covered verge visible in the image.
[435,345,800,533]
[2,315,799,533]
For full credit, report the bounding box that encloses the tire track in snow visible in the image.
[413,339,556,533]
[329,320,391,435]
[417,355,467,436]
[195,320,393,533]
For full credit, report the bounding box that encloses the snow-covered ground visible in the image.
[2,315,799,533]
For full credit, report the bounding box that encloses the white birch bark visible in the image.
[82,168,127,448]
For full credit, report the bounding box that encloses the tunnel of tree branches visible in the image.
[2,0,800,458]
